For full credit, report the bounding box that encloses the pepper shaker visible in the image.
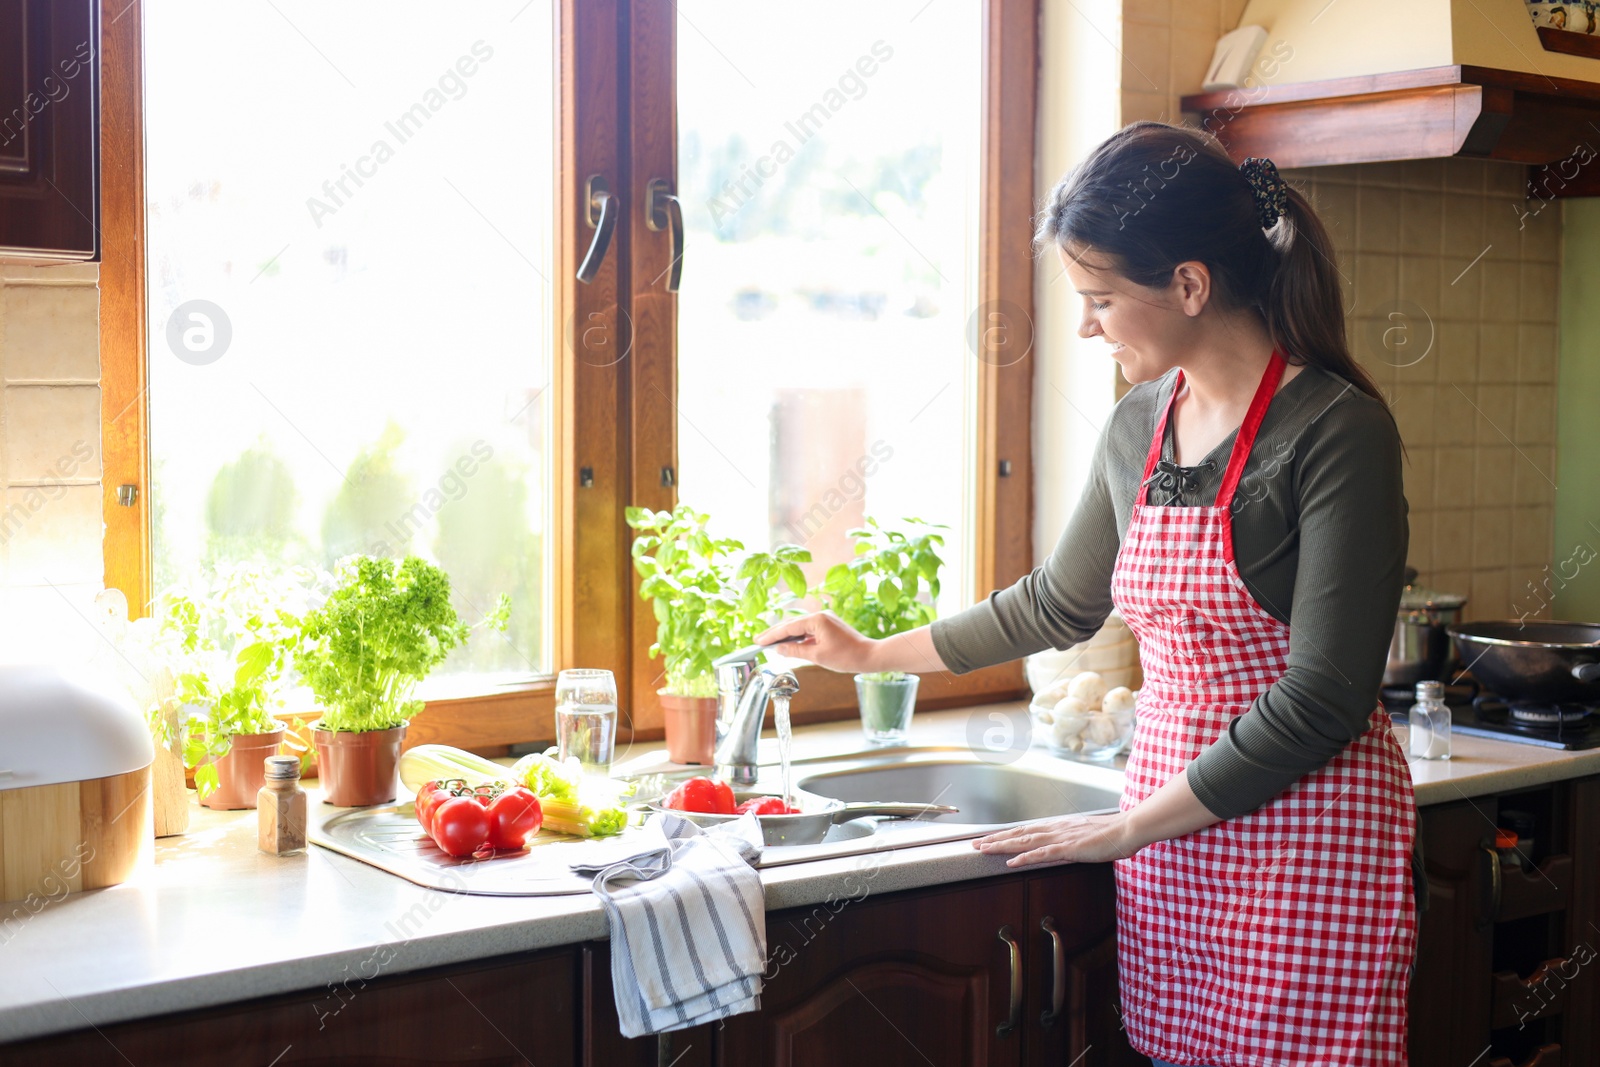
[258,755,307,855]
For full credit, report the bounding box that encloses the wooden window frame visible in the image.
[99,0,1038,754]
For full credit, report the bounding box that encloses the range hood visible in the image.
[1179,0,1600,192]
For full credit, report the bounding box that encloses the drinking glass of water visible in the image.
[555,668,619,774]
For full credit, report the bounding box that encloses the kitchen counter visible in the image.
[3,701,1598,1045]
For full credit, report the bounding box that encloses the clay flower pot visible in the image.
[312,723,408,806]
[659,692,717,765]
[200,726,287,810]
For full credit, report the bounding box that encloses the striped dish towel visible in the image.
[571,810,766,1037]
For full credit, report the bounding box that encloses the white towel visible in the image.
[570,811,767,1037]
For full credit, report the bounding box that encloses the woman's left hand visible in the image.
[973,812,1142,867]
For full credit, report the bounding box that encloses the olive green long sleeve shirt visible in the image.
[930,365,1408,820]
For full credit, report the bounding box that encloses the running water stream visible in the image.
[773,692,794,808]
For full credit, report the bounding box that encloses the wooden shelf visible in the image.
[1179,64,1600,197]
[1538,26,1600,61]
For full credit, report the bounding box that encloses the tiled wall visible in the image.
[1295,160,1559,622]
[1120,0,1249,127]
[1116,1,1558,622]
[0,262,105,663]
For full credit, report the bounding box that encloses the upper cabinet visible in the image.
[0,0,99,260]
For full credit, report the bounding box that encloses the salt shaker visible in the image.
[258,755,307,855]
[1408,680,1451,761]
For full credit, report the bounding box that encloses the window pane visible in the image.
[674,2,983,614]
[144,2,554,683]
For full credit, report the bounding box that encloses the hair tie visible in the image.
[1240,156,1288,229]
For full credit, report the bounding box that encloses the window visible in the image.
[101,1,1038,748]
[141,2,554,688]
[674,2,982,616]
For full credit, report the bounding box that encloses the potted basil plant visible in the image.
[152,563,309,809]
[817,518,946,745]
[297,555,509,806]
[627,504,809,764]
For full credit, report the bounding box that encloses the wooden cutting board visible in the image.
[0,766,153,905]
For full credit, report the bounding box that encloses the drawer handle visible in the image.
[1482,844,1502,925]
[996,925,1022,1038]
[1039,916,1065,1028]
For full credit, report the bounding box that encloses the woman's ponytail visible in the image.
[1264,186,1385,404]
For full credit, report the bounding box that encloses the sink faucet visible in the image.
[712,643,801,786]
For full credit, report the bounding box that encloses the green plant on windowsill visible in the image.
[148,562,312,798]
[297,554,511,733]
[626,504,811,699]
[815,517,947,740]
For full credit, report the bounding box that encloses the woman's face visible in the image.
[1060,245,1199,385]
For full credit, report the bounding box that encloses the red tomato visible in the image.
[486,786,544,850]
[734,797,798,816]
[662,776,722,814]
[415,781,452,833]
[711,779,736,815]
[430,796,492,857]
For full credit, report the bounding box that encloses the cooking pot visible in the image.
[1384,568,1468,687]
[1448,620,1600,704]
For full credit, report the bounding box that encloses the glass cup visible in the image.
[855,673,919,745]
[555,668,619,774]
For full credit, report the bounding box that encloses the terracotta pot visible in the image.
[312,724,407,806]
[659,692,718,765]
[278,712,322,781]
[200,726,287,810]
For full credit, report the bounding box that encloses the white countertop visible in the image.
[2,702,1596,1045]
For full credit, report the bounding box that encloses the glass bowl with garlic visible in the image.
[1028,670,1138,762]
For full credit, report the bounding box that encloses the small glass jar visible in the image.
[258,755,307,855]
[855,673,919,745]
[1408,680,1451,761]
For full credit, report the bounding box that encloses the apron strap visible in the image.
[1216,349,1286,508]
[1137,348,1288,509]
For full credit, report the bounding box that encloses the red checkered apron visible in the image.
[1110,352,1417,1066]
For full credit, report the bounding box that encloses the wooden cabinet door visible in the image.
[1410,798,1496,1067]
[0,0,98,259]
[716,877,1027,1067]
[581,943,714,1067]
[0,948,580,1066]
[1023,864,1146,1067]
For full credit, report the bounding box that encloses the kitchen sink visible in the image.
[796,753,1123,824]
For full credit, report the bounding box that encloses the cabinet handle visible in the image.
[996,925,1022,1038]
[1039,916,1065,1028]
[1482,844,1502,926]
[576,174,617,284]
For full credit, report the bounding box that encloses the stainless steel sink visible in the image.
[796,755,1123,824]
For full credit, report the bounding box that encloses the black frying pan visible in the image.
[1448,621,1600,704]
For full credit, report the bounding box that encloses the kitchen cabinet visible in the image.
[0,947,582,1066]
[1409,776,1600,1067]
[0,0,99,259]
[713,864,1143,1066]
[0,861,1139,1066]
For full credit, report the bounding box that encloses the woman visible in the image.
[757,121,1416,1066]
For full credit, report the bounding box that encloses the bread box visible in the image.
[0,666,155,905]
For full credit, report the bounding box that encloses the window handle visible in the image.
[577,175,616,284]
[645,178,683,293]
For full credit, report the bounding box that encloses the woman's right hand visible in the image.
[754,612,880,674]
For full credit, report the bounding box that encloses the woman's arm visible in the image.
[752,614,948,675]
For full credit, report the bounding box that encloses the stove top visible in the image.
[1381,684,1600,751]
